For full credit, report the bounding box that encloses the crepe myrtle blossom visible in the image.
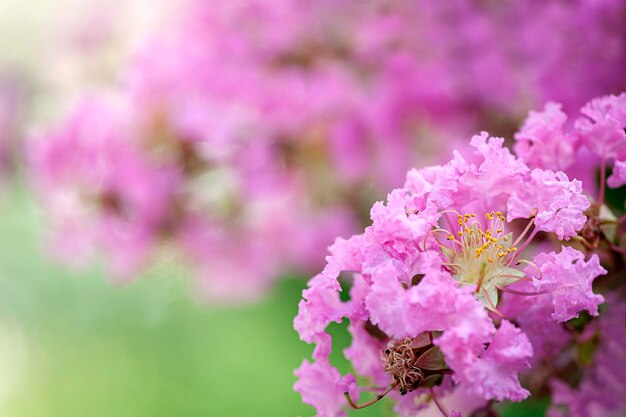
[513,102,578,172]
[517,93,626,194]
[127,0,626,192]
[294,133,605,417]
[511,94,626,256]
[575,93,626,162]
[28,99,181,278]
[575,94,626,200]
[29,95,355,300]
[32,0,626,301]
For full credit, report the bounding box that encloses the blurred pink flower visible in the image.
[31,0,626,304]
[575,93,626,160]
[514,102,578,171]
[29,99,181,278]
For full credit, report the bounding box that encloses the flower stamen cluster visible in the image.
[436,210,530,310]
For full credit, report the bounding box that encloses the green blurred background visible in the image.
[0,185,546,417]
[0,185,314,417]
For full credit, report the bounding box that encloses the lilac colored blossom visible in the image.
[294,128,606,416]
[294,357,357,417]
[607,159,626,188]
[530,247,606,323]
[30,94,355,298]
[514,102,578,171]
[452,133,529,212]
[507,169,590,240]
[499,285,570,362]
[516,93,626,197]
[454,321,532,402]
[506,95,626,417]
[575,93,626,160]
[29,99,181,278]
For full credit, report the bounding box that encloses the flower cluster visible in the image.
[30,0,626,301]
[294,92,626,416]
[29,97,351,301]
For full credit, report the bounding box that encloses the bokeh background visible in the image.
[0,0,623,416]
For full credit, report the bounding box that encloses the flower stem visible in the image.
[574,236,595,251]
[599,158,607,205]
[345,382,397,409]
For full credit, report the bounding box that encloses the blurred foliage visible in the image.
[0,185,544,416]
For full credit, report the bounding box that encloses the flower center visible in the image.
[436,211,525,310]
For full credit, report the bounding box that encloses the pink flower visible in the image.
[499,288,570,361]
[408,270,495,355]
[344,321,391,387]
[35,0,626,306]
[530,246,606,322]
[292,117,618,413]
[514,102,578,171]
[454,133,528,211]
[291,95,626,413]
[607,159,626,188]
[451,321,532,402]
[294,269,346,345]
[294,357,357,417]
[29,98,180,278]
[294,134,576,412]
[507,169,590,240]
[575,93,626,160]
